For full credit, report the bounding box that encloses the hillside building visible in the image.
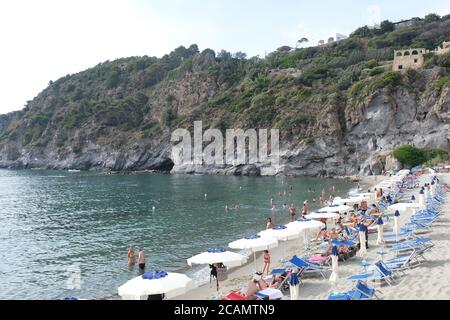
[392,41,450,71]
[436,41,450,55]
[393,17,422,29]
[392,48,427,71]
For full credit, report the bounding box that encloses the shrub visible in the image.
[406,69,419,82]
[368,66,385,76]
[349,81,365,97]
[393,145,426,167]
[105,68,121,89]
[436,52,450,68]
[434,76,450,89]
[372,71,402,90]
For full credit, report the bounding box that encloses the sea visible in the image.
[0,169,355,299]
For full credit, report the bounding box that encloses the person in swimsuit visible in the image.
[245,273,268,300]
[138,247,146,271]
[262,250,271,275]
[289,203,296,222]
[301,200,308,216]
[127,245,136,266]
[359,199,368,213]
[328,195,334,206]
[315,218,328,240]
[266,217,274,229]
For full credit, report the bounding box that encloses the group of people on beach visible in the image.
[127,245,146,271]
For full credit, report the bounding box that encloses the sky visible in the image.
[0,0,449,114]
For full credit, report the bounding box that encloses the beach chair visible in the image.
[346,261,395,286]
[269,268,291,293]
[387,245,432,267]
[390,238,433,253]
[376,260,401,282]
[290,255,328,280]
[328,281,382,300]
[383,231,415,243]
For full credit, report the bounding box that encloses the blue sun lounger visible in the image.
[328,281,382,300]
[289,255,328,280]
[346,261,396,286]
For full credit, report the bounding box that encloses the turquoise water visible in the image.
[0,169,355,299]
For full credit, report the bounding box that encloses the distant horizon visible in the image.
[1,0,449,114]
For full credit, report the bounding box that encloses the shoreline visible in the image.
[173,174,386,300]
[173,172,450,300]
[0,166,392,180]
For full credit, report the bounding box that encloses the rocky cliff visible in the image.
[1,18,449,176]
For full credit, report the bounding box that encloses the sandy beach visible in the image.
[174,172,450,300]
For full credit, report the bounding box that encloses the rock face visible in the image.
[0,54,448,177]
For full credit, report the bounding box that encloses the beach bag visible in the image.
[216,265,228,281]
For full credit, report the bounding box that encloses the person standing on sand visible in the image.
[138,247,146,271]
[289,203,296,222]
[319,194,323,205]
[127,245,136,266]
[262,250,271,275]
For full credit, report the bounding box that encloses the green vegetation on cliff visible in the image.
[393,145,450,167]
[0,14,449,156]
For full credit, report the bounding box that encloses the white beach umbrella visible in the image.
[376,217,385,245]
[387,202,420,214]
[228,235,278,271]
[357,224,368,257]
[289,271,300,300]
[286,219,325,252]
[329,246,339,283]
[228,235,278,252]
[187,248,248,268]
[118,271,194,300]
[258,226,301,258]
[304,211,340,220]
[258,225,301,242]
[319,205,351,214]
[285,219,325,233]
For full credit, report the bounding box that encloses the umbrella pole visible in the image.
[253,251,257,272]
